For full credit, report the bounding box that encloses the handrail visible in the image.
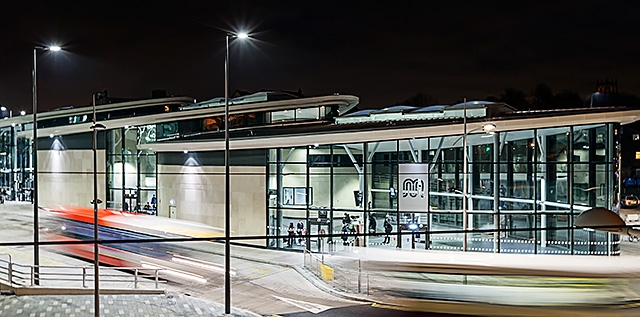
[0,253,163,290]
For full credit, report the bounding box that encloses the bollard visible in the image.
[82,267,87,288]
[357,259,362,293]
[155,270,159,289]
[134,268,139,289]
[8,263,13,286]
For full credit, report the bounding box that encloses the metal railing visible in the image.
[303,249,369,294]
[0,253,164,292]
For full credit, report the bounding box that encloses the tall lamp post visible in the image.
[459,99,496,252]
[91,93,106,317]
[462,98,468,251]
[224,31,248,315]
[32,44,61,285]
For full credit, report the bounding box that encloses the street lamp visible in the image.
[460,98,497,252]
[575,207,640,238]
[32,44,61,285]
[224,31,248,315]
[90,92,106,317]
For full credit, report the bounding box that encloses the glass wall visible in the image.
[267,123,619,255]
[106,125,157,214]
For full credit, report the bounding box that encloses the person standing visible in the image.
[151,194,157,210]
[343,213,351,226]
[341,223,350,246]
[296,219,304,245]
[287,223,295,247]
[383,216,392,244]
[369,214,377,233]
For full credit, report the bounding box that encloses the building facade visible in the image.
[1,91,638,255]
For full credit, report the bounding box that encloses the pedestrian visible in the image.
[341,223,350,246]
[287,223,295,247]
[296,219,304,245]
[368,214,377,233]
[151,194,157,210]
[383,216,392,244]
[343,212,351,225]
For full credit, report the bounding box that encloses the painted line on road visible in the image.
[273,295,332,314]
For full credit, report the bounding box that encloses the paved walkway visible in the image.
[0,243,640,317]
[0,291,260,317]
[2,199,640,316]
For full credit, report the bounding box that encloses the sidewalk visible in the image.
[3,235,640,316]
[0,291,261,317]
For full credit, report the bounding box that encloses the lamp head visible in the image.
[35,45,63,52]
[90,123,107,131]
[482,123,497,134]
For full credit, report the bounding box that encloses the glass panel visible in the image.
[369,140,398,210]
[140,173,156,189]
[139,155,156,175]
[308,146,332,208]
[138,189,156,214]
[107,154,123,188]
[124,127,137,155]
[157,122,178,140]
[271,110,295,123]
[109,188,123,209]
[123,155,138,189]
[536,212,572,254]
[295,107,319,121]
[203,116,223,132]
[138,124,156,145]
[332,144,362,210]
[107,129,123,154]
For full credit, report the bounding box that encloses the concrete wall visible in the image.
[39,149,106,208]
[157,165,266,246]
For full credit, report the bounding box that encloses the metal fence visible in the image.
[0,253,164,293]
[303,249,369,294]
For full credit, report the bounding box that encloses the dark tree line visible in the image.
[397,83,640,111]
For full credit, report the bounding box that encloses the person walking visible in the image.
[368,214,377,233]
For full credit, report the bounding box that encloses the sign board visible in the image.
[398,163,429,212]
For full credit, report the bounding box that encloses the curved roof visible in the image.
[334,101,502,124]
[343,109,376,117]
[372,105,418,113]
[410,105,448,113]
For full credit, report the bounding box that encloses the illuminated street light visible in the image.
[460,102,498,251]
[32,44,61,285]
[90,92,107,317]
[575,207,640,237]
[224,31,249,315]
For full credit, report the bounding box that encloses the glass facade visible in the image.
[267,123,619,255]
[106,125,157,213]
[0,95,627,259]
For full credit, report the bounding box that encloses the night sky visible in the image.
[2,1,639,112]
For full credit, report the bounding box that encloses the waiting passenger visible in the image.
[296,220,304,245]
[383,216,392,244]
[287,223,295,247]
[341,223,350,246]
